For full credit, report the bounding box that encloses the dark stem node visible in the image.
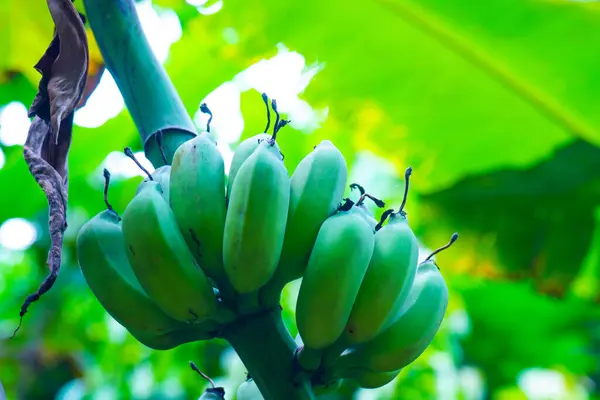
[338,198,355,212]
[357,193,385,208]
[275,119,291,135]
[271,99,280,140]
[375,209,395,231]
[155,130,169,165]
[102,168,119,218]
[396,166,412,215]
[200,103,213,133]
[124,147,153,180]
[349,183,366,196]
[262,93,271,134]
[190,361,216,389]
[424,232,459,262]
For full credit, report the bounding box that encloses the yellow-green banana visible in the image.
[332,234,458,374]
[223,138,290,294]
[343,168,418,345]
[260,139,348,306]
[295,199,375,351]
[170,131,233,299]
[122,180,218,323]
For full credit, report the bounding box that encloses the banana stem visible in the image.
[222,307,315,400]
[82,0,197,167]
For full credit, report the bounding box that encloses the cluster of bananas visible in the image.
[75,94,457,397]
[292,174,458,391]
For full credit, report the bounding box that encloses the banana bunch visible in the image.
[75,92,459,397]
[75,95,302,349]
[293,168,459,391]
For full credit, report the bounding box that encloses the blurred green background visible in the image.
[1,0,600,398]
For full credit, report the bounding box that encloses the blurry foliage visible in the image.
[1,0,600,399]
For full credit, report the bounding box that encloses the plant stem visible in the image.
[82,0,197,167]
[222,307,315,400]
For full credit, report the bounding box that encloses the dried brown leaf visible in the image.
[14,0,89,337]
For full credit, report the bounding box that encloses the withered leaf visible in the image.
[14,0,89,337]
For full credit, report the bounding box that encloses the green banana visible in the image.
[227,94,286,201]
[237,377,264,399]
[343,168,418,345]
[223,137,290,294]
[122,180,219,323]
[76,171,186,336]
[170,129,233,298]
[332,234,458,374]
[349,368,401,389]
[295,199,375,351]
[260,139,348,306]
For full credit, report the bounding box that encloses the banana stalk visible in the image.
[82,0,196,167]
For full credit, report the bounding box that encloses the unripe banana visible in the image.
[260,139,348,306]
[170,131,233,298]
[122,181,218,323]
[332,234,458,374]
[223,139,290,294]
[344,168,418,345]
[227,94,284,201]
[350,368,401,389]
[76,170,185,336]
[227,133,272,198]
[343,211,417,344]
[237,377,264,399]
[295,200,375,351]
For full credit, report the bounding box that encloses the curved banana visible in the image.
[170,131,233,299]
[332,234,458,374]
[122,180,218,323]
[223,138,290,294]
[76,170,187,335]
[343,168,418,345]
[260,139,348,306]
[295,199,375,352]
